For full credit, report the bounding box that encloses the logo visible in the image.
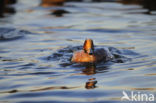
[121,91,155,102]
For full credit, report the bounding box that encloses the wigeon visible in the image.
[71,39,113,63]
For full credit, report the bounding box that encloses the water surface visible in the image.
[0,0,156,103]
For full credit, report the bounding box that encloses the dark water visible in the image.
[0,0,156,103]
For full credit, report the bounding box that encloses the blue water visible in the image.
[0,0,156,103]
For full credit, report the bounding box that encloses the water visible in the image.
[0,0,156,103]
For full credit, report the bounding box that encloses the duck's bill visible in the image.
[89,49,94,55]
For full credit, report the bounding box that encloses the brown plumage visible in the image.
[71,39,113,63]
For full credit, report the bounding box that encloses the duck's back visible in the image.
[95,47,113,62]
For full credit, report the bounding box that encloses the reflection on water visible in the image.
[51,9,70,17]
[0,0,16,17]
[0,0,156,103]
[118,0,156,14]
[41,0,65,7]
[85,78,97,89]
[82,64,96,75]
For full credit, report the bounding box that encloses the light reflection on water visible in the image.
[0,0,156,103]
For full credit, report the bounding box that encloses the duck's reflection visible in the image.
[81,63,109,89]
[82,63,98,89]
[85,78,97,89]
[82,63,109,75]
[82,63,96,75]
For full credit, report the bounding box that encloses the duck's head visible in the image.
[83,39,94,55]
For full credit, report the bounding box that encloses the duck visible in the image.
[71,39,113,63]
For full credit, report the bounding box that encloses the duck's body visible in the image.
[71,39,113,63]
[71,50,96,63]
